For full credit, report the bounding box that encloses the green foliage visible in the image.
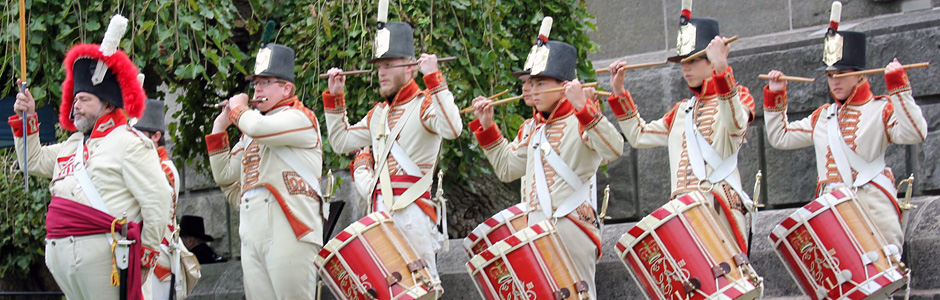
[0,147,52,278]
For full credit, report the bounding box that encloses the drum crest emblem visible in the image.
[489,261,535,300]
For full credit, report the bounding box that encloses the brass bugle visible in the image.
[679,35,740,63]
[317,57,458,78]
[831,62,930,78]
[758,74,816,82]
[205,97,267,108]
[595,61,668,74]
[532,82,599,95]
[460,89,511,114]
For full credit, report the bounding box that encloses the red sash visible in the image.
[46,196,143,300]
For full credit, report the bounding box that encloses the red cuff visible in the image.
[205,132,230,156]
[228,105,251,126]
[472,120,503,149]
[423,71,448,94]
[323,91,345,112]
[608,92,637,118]
[712,66,737,97]
[468,118,483,132]
[575,104,601,127]
[763,85,788,110]
[885,68,911,94]
[140,246,159,268]
[7,114,39,137]
[352,152,374,172]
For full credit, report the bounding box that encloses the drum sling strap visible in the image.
[825,104,898,197]
[532,126,597,218]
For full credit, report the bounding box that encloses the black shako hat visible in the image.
[528,41,578,82]
[134,99,166,133]
[251,43,295,83]
[370,22,416,63]
[668,17,720,63]
[822,31,866,71]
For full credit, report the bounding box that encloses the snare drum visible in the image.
[463,203,530,257]
[315,212,442,300]
[616,191,762,300]
[770,187,908,300]
[467,220,588,300]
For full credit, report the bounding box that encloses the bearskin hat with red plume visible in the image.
[59,14,145,132]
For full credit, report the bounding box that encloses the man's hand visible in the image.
[471,96,495,129]
[705,36,730,74]
[226,93,249,110]
[767,70,788,92]
[885,58,903,74]
[13,79,35,117]
[607,60,628,96]
[212,100,232,133]
[327,68,346,95]
[564,79,587,111]
[417,53,439,75]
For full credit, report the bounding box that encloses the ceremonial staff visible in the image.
[18,0,28,191]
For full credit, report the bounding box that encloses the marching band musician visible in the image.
[470,23,625,297]
[9,15,171,300]
[205,34,326,299]
[605,8,757,255]
[135,99,183,300]
[322,19,462,286]
[762,9,927,256]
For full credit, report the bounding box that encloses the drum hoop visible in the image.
[618,195,704,250]
[315,214,391,267]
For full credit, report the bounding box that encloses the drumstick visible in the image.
[459,89,511,114]
[595,61,668,74]
[757,74,816,82]
[205,98,267,108]
[679,35,740,63]
[532,82,599,95]
[317,69,373,78]
[596,91,613,97]
[830,62,930,78]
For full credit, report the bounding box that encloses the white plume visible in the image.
[99,14,128,57]
[377,0,389,23]
[830,1,842,24]
[539,17,553,39]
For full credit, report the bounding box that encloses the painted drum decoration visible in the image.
[315,212,443,300]
[463,203,531,257]
[467,220,589,300]
[616,191,762,300]
[770,188,909,300]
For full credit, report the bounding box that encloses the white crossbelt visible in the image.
[372,98,437,212]
[683,97,754,210]
[74,140,110,214]
[532,126,597,218]
[825,104,897,196]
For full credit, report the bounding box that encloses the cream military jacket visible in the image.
[608,67,755,205]
[322,71,462,216]
[763,70,927,198]
[205,97,325,246]
[9,109,172,259]
[471,99,624,213]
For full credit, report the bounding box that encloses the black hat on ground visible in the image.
[668,17,720,63]
[370,22,416,63]
[180,215,215,242]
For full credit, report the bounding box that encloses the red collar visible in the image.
[269,96,299,111]
[386,80,423,106]
[832,79,873,106]
[156,146,169,161]
[89,109,128,139]
[688,76,718,99]
[534,98,575,124]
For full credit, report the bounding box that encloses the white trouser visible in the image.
[239,189,320,300]
[377,200,443,282]
[45,234,120,300]
[528,212,598,300]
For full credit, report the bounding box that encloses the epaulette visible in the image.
[126,125,155,149]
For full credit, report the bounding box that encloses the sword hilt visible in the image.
[599,184,612,221]
[897,174,917,210]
